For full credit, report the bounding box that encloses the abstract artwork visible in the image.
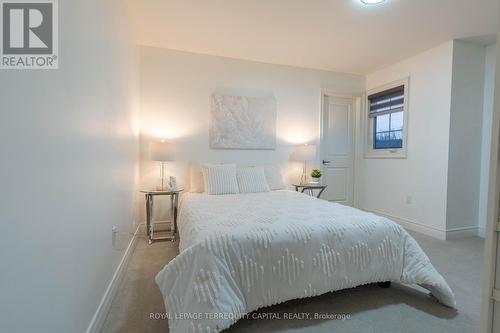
[210,93,277,149]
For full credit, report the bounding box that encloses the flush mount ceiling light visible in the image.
[361,0,385,4]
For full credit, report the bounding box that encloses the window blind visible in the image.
[368,85,404,118]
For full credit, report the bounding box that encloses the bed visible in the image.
[155,190,456,333]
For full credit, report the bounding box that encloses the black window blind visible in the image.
[368,85,404,118]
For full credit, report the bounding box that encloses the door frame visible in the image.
[480,56,500,332]
[319,90,362,207]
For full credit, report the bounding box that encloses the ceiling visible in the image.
[127,0,499,75]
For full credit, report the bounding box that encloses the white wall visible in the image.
[361,40,494,239]
[139,46,364,219]
[0,1,139,332]
[446,40,486,234]
[479,43,497,238]
[360,42,454,239]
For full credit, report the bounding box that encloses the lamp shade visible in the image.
[150,141,175,161]
[292,144,316,161]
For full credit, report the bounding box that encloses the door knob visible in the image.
[322,160,331,165]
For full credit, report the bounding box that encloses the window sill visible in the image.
[364,148,407,159]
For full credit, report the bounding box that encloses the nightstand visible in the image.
[293,184,327,199]
[140,189,183,244]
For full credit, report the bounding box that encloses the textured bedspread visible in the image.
[155,190,455,333]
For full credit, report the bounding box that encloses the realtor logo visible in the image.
[1,0,58,69]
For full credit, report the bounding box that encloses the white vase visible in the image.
[310,177,321,185]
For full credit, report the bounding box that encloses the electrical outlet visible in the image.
[406,195,412,204]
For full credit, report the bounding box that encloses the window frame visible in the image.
[364,77,409,159]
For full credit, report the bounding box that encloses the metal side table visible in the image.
[141,189,183,244]
[293,184,327,199]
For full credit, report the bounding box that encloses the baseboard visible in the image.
[363,208,480,240]
[364,208,447,240]
[478,226,486,238]
[85,223,142,333]
[445,226,479,239]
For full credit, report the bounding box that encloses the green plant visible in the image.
[310,169,322,178]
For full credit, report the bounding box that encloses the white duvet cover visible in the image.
[156,190,455,333]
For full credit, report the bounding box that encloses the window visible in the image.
[365,78,408,158]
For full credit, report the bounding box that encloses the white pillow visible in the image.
[189,164,204,193]
[263,165,286,190]
[201,164,239,195]
[237,167,270,193]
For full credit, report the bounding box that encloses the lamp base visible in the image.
[156,161,170,191]
[300,160,308,185]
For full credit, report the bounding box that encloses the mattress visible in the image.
[156,190,455,333]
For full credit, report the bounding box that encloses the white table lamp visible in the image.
[292,144,316,185]
[150,140,175,190]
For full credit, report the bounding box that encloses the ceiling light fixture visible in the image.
[361,0,385,4]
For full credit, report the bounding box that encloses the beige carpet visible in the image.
[101,230,483,333]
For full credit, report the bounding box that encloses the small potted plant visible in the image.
[310,168,322,184]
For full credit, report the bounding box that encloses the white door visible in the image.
[321,95,356,206]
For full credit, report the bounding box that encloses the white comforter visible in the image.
[156,190,455,333]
